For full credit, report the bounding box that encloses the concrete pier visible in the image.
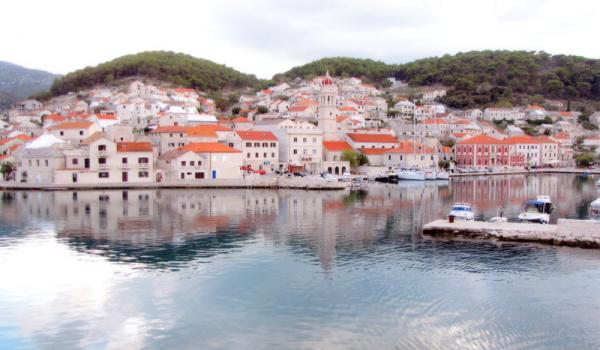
[423,219,600,249]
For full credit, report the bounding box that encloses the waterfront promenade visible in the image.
[0,176,348,191]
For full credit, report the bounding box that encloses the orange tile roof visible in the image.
[235,130,278,141]
[230,117,252,123]
[182,142,241,153]
[338,106,357,112]
[288,105,310,112]
[174,88,195,93]
[422,118,448,125]
[48,121,94,130]
[553,131,570,140]
[95,114,118,120]
[0,155,7,161]
[458,134,506,145]
[336,115,350,122]
[347,133,399,144]
[504,135,538,144]
[187,124,231,137]
[323,141,352,152]
[116,142,153,152]
[45,114,66,122]
[151,125,188,133]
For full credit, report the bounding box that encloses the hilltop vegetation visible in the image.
[394,51,600,108]
[0,61,59,109]
[49,51,260,96]
[273,57,396,85]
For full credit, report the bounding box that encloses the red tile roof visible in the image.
[288,105,310,112]
[48,121,95,130]
[323,141,352,152]
[458,134,506,145]
[116,142,153,152]
[151,126,188,133]
[182,142,241,153]
[347,133,399,144]
[235,130,278,141]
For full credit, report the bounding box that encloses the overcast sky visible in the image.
[1,0,598,79]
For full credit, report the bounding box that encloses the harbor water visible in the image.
[1,174,600,349]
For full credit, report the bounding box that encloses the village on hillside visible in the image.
[0,72,599,185]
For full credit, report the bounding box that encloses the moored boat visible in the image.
[436,171,449,180]
[397,168,425,181]
[590,198,600,221]
[449,203,475,221]
[518,195,553,224]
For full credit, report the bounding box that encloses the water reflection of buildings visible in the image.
[0,174,595,270]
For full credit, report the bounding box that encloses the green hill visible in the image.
[49,51,260,96]
[394,50,600,108]
[272,57,397,84]
[0,61,59,109]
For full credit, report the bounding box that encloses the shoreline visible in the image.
[0,177,349,191]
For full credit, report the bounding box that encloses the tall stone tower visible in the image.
[318,71,338,140]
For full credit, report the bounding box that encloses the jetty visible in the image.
[423,219,600,249]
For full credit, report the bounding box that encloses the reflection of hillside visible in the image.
[0,174,593,270]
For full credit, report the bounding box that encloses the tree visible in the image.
[438,160,451,170]
[341,150,369,167]
[0,161,15,181]
[256,106,269,114]
[576,153,596,167]
[231,107,241,115]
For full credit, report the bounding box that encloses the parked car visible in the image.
[293,172,305,177]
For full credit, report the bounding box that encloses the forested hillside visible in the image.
[49,51,260,96]
[394,51,600,108]
[273,57,396,84]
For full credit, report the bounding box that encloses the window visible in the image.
[98,145,106,151]
[254,142,260,147]
[72,158,78,165]
[263,152,267,158]
[247,152,251,158]
[293,149,298,155]
[138,157,149,164]
[303,138,307,143]
[122,157,128,164]
[36,160,40,166]
[246,142,252,147]
[60,131,64,136]
[293,137,298,143]
[190,161,195,166]
[270,143,276,147]
[99,172,109,178]
[181,161,187,166]
[138,171,149,178]
[255,153,259,158]
[312,137,316,143]
[79,131,84,136]
[262,142,268,147]
[45,160,49,167]
[271,153,275,158]
[98,157,107,164]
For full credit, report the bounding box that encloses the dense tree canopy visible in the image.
[273,57,397,84]
[49,51,260,96]
[394,51,600,108]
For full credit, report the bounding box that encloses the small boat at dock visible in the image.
[518,195,554,224]
[449,203,475,221]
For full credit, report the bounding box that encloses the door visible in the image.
[72,173,77,183]
[84,158,90,169]
[122,172,128,182]
[211,170,216,179]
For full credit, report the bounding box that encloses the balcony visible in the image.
[138,163,149,169]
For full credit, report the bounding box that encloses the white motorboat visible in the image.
[449,203,475,221]
[590,198,600,221]
[518,195,553,224]
[436,171,449,180]
[397,168,425,181]
[424,170,437,180]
